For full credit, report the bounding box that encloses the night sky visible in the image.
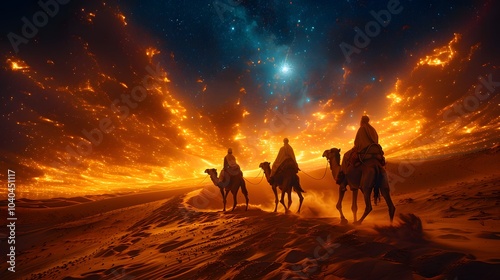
[0,0,499,198]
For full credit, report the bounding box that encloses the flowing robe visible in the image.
[271,143,298,177]
[354,123,379,152]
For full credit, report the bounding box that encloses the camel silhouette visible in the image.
[259,159,305,213]
[323,147,395,224]
[205,168,249,212]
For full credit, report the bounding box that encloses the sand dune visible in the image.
[1,148,499,279]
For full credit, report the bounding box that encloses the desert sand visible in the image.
[1,147,499,280]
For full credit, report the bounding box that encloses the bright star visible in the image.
[281,65,291,74]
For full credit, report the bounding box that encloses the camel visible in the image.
[204,168,249,212]
[323,147,395,225]
[259,159,305,213]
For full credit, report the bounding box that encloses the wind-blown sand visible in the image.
[1,147,499,279]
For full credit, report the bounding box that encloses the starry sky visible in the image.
[115,0,494,106]
[0,0,499,198]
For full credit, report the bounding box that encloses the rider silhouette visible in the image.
[338,116,384,189]
[269,138,299,184]
[354,115,379,152]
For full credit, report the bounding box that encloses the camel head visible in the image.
[204,168,218,177]
[259,162,271,172]
[323,148,341,166]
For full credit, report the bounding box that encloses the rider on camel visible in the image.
[269,138,299,184]
[338,116,384,189]
[354,116,379,152]
[221,148,241,182]
[223,148,238,170]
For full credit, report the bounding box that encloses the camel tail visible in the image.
[294,175,305,193]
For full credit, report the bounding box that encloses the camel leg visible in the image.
[272,185,279,212]
[287,190,292,210]
[241,180,249,211]
[296,191,304,214]
[381,187,395,223]
[380,171,395,223]
[224,189,231,212]
[220,188,226,212]
[351,189,358,223]
[280,189,288,212]
[231,189,237,211]
[336,185,348,225]
[355,186,373,225]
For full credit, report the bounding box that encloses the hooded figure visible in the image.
[222,148,241,180]
[224,148,238,170]
[270,138,299,178]
[354,116,379,152]
[337,116,381,188]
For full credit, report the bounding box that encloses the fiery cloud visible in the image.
[0,2,497,198]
